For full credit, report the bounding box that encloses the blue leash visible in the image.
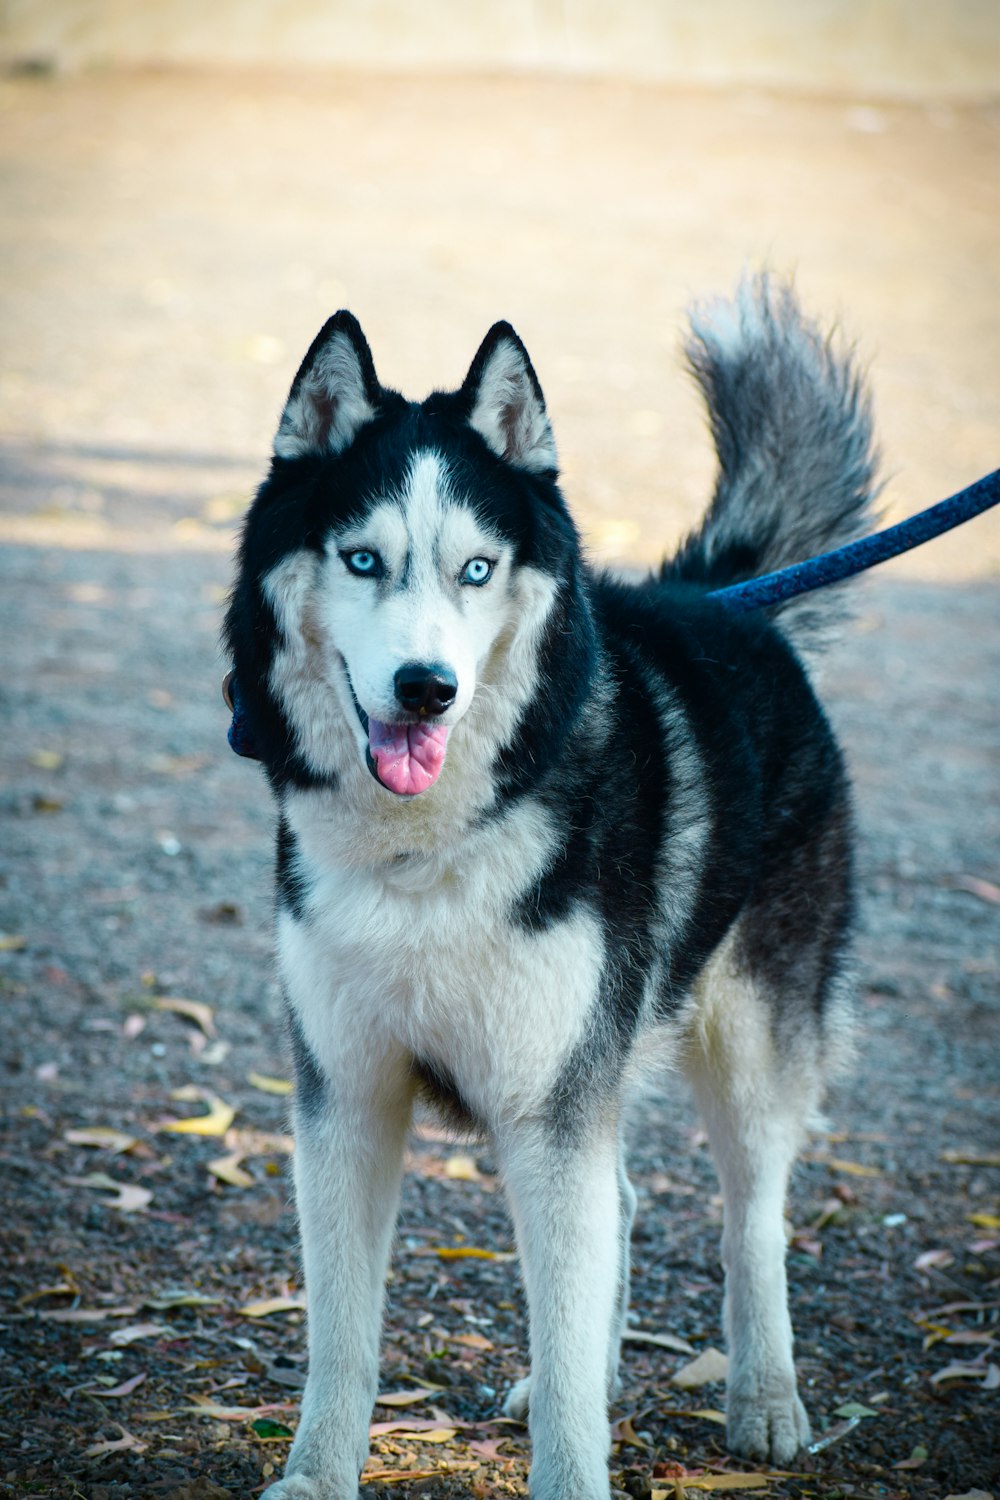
[708,467,1000,613]
[225,467,1000,759]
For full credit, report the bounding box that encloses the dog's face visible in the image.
[236,313,576,802]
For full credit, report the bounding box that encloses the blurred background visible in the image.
[1,0,998,571]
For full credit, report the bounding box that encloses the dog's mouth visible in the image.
[350,689,450,797]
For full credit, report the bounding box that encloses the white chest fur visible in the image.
[277,791,606,1126]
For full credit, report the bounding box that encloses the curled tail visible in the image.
[663,274,881,649]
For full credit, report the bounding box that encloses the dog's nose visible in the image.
[393,662,458,717]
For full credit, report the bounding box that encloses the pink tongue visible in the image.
[368,719,450,796]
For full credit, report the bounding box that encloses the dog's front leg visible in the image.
[263,1010,414,1500]
[501,1117,621,1500]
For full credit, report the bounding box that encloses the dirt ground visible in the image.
[1,68,998,1500]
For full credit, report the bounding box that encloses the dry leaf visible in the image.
[108,1322,169,1346]
[156,997,216,1036]
[667,1408,728,1425]
[953,874,1000,904]
[64,1173,152,1213]
[64,1127,138,1154]
[185,1394,295,1421]
[671,1347,729,1388]
[208,1152,255,1189]
[623,1329,695,1354]
[825,1157,880,1177]
[82,1371,147,1398]
[915,1248,955,1272]
[37,1305,136,1323]
[376,1389,436,1407]
[449,1331,494,1351]
[30,749,64,770]
[431,1246,514,1262]
[83,1423,147,1459]
[940,1150,1000,1168]
[248,1071,293,1095]
[679,1476,771,1492]
[611,1413,648,1448]
[444,1154,481,1182]
[159,1092,235,1137]
[242,1296,306,1318]
[0,934,27,951]
[966,1212,1000,1230]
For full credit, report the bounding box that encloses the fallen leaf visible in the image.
[248,1071,293,1095]
[242,1296,306,1318]
[159,1092,235,1137]
[83,1422,147,1458]
[81,1371,147,1398]
[915,1248,955,1272]
[156,997,216,1036]
[16,1281,77,1307]
[671,1347,729,1388]
[611,1413,648,1448]
[666,1408,728,1426]
[966,1212,1000,1230]
[930,1359,997,1385]
[109,1322,170,1346]
[430,1246,514,1262]
[29,748,64,770]
[376,1389,436,1407]
[623,1329,695,1355]
[449,1331,494,1351]
[894,1444,929,1470]
[940,1150,1000,1168]
[64,1173,152,1213]
[444,1154,482,1182]
[675,1476,771,1492]
[826,1157,880,1177]
[37,1305,136,1323]
[64,1126,138,1154]
[142,1290,221,1310]
[943,1491,996,1500]
[833,1401,879,1419]
[208,1152,255,1189]
[0,934,27,951]
[953,874,1000,904]
[184,1395,294,1421]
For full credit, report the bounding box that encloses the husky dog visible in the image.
[225,276,878,1500]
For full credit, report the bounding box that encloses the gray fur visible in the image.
[668,274,881,649]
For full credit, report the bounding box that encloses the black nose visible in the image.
[393,662,458,717]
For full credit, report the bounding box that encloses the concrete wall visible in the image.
[2,0,999,100]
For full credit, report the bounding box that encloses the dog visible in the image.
[224,275,878,1500]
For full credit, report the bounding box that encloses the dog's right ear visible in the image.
[273,312,381,460]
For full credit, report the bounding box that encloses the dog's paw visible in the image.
[261,1476,349,1500]
[726,1377,811,1465]
[502,1374,532,1421]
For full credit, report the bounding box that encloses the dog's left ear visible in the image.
[274,311,381,460]
[460,323,558,473]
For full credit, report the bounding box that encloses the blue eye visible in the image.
[463,557,493,586]
[342,549,381,577]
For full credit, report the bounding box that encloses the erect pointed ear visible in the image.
[273,312,381,459]
[460,322,557,473]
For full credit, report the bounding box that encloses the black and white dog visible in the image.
[225,277,878,1499]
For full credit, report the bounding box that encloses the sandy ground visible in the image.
[1,68,998,1500]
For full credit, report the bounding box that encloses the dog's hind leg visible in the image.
[263,1000,415,1500]
[683,951,818,1465]
[500,1115,624,1500]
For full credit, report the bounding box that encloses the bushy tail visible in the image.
[663,274,881,649]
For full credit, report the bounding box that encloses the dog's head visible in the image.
[228,314,587,807]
